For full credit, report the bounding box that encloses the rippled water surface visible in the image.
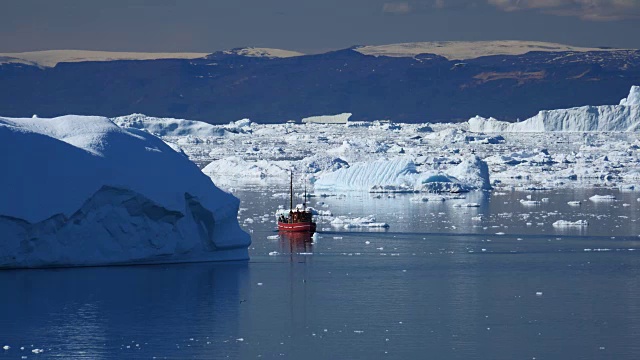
[1,189,640,359]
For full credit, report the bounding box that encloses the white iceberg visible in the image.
[445,155,491,191]
[468,86,640,132]
[314,156,490,193]
[302,113,352,124]
[589,195,616,202]
[112,113,227,137]
[314,158,418,192]
[0,115,250,268]
[202,156,289,186]
[553,220,589,227]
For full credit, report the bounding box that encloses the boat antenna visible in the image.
[290,169,293,212]
[303,178,307,210]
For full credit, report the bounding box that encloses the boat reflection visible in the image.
[279,231,314,255]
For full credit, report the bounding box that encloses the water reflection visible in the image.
[0,262,249,359]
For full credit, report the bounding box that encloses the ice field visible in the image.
[112,86,640,194]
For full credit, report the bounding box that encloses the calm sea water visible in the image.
[1,188,640,359]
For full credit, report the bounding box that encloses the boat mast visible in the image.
[303,177,307,210]
[290,170,293,212]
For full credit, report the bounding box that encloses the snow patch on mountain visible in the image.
[222,47,304,58]
[469,86,640,132]
[355,41,625,60]
[0,115,250,268]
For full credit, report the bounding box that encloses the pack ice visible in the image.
[0,115,250,268]
[469,86,640,132]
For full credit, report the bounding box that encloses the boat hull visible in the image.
[278,222,316,233]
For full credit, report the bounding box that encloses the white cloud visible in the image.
[383,2,412,14]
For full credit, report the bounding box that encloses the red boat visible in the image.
[277,172,316,233]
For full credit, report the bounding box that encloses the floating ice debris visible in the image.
[333,236,343,239]
[536,292,543,296]
[267,235,279,240]
[3,346,9,350]
[332,215,389,229]
[344,222,389,229]
[567,201,581,206]
[453,203,480,207]
[31,349,44,354]
[520,200,541,206]
[553,220,589,227]
[236,338,244,342]
[589,195,616,202]
[495,232,505,235]
[365,241,371,244]
[268,251,279,256]
[257,283,263,286]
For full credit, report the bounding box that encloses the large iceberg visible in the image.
[202,156,290,186]
[0,115,250,268]
[112,114,254,137]
[469,86,640,132]
[314,156,490,193]
[301,113,352,124]
[314,158,418,192]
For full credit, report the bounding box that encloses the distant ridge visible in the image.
[355,40,631,60]
[0,47,304,68]
[0,41,638,124]
[1,41,631,67]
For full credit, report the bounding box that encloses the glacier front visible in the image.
[0,115,251,268]
[468,86,640,132]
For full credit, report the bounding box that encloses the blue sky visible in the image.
[1,0,639,53]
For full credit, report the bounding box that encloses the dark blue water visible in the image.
[2,189,640,359]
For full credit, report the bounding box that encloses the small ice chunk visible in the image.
[268,251,279,256]
[553,220,589,227]
[3,346,9,350]
[589,195,616,202]
[267,235,279,240]
[536,291,543,296]
[567,201,581,206]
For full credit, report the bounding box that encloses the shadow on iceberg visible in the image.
[0,115,250,269]
[0,186,250,269]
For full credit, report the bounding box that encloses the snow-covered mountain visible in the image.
[469,86,640,132]
[1,41,638,123]
[0,115,250,268]
[354,40,624,60]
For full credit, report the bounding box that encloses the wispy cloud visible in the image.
[382,2,412,14]
[486,0,640,21]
